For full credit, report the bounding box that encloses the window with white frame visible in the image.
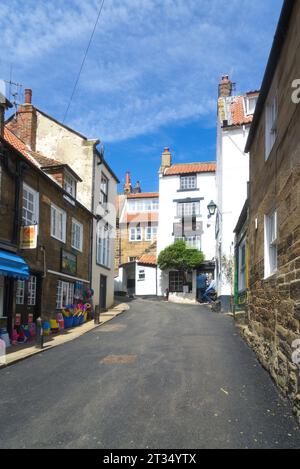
[0,277,4,318]
[264,210,278,278]
[180,175,197,190]
[56,280,74,309]
[177,201,200,217]
[145,226,157,241]
[96,223,112,268]
[265,92,278,160]
[16,280,25,305]
[51,204,67,242]
[64,172,76,197]
[27,275,37,306]
[22,184,39,226]
[245,96,258,115]
[127,199,159,213]
[129,227,142,242]
[100,174,108,205]
[138,268,145,281]
[238,240,247,292]
[71,219,83,252]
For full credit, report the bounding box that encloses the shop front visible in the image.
[0,249,29,337]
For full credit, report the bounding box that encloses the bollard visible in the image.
[36,317,44,349]
[94,305,100,325]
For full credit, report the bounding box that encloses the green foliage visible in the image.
[157,240,204,271]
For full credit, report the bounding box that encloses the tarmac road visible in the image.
[0,299,299,449]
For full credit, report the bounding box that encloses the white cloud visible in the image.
[0,0,283,142]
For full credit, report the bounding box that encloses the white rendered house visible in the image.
[157,148,216,303]
[215,76,259,311]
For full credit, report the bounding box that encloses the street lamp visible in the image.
[207,200,217,218]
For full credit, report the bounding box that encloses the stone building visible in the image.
[241,0,300,418]
[6,90,119,310]
[114,172,159,296]
[1,106,92,334]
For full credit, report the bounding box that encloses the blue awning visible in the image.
[0,250,29,280]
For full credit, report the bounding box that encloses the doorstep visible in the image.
[0,302,129,369]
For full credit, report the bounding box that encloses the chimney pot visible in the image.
[24,88,32,104]
[218,75,233,98]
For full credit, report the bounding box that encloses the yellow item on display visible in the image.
[50,319,58,329]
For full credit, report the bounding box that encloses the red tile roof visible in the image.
[230,96,253,126]
[126,192,159,199]
[4,127,36,164]
[164,163,216,176]
[121,212,159,224]
[138,254,157,266]
[218,91,259,128]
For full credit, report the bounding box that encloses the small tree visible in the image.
[157,240,204,281]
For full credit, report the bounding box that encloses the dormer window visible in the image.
[64,171,76,198]
[180,175,197,190]
[245,96,258,115]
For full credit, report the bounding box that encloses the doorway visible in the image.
[100,275,107,311]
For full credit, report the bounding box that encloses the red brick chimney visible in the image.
[218,75,234,98]
[159,147,172,173]
[6,88,37,151]
[124,171,133,194]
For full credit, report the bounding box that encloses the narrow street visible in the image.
[0,299,299,449]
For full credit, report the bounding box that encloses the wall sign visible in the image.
[20,225,38,249]
[61,250,77,275]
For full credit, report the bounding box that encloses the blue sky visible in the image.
[0,0,283,192]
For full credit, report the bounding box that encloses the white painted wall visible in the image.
[216,124,250,297]
[34,112,117,309]
[135,264,157,296]
[156,171,216,296]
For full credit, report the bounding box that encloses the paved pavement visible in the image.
[0,299,300,449]
[1,303,128,367]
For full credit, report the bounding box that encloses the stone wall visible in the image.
[241,1,300,420]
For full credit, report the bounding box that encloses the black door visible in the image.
[100,275,107,311]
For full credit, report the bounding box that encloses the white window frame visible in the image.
[100,174,109,205]
[96,223,112,268]
[264,210,278,278]
[180,175,197,190]
[138,268,145,281]
[64,172,76,198]
[22,183,39,226]
[245,96,258,115]
[56,280,74,309]
[27,275,37,306]
[51,204,67,243]
[265,91,278,160]
[16,280,25,305]
[177,201,200,217]
[129,227,142,242]
[145,226,157,241]
[71,218,83,252]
